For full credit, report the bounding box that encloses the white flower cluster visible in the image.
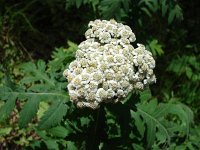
[63,19,156,109]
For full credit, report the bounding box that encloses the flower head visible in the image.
[63,19,156,109]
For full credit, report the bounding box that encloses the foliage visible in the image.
[0,0,200,149]
[0,42,198,149]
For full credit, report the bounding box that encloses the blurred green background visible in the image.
[0,0,200,149]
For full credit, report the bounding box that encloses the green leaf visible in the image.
[161,0,168,17]
[99,0,123,20]
[44,140,59,150]
[153,103,172,118]
[20,60,55,86]
[19,96,40,128]
[168,4,183,24]
[67,41,78,50]
[168,9,176,24]
[0,74,69,126]
[66,141,78,150]
[121,0,129,12]
[137,107,170,147]
[48,126,71,138]
[80,117,91,127]
[141,7,152,17]
[134,99,194,148]
[20,76,40,84]
[139,0,158,13]
[0,127,12,136]
[130,110,145,138]
[38,100,68,129]
[0,96,16,122]
[132,143,144,150]
[0,86,18,100]
[146,118,156,148]
[0,88,68,100]
[147,39,164,56]
[167,103,193,134]
[48,41,77,72]
[185,67,193,79]
[139,89,152,102]
[76,0,82,8]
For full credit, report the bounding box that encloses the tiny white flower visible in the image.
[107,89,115,99]
[92,71,103,82]
[74,67,83,75]
[72,76,82,88]
[108,80,119,91]
[99,32,111,43]
[134,82,144,90]
[117,89,124,97]
[88,81,98,91]
[102,81,109,90]
[96,88,107,101]
[69,91,79,102]
[81,73,90,84]
[85,29,93,39]
[129,33,136,42]
[63,69,68,78]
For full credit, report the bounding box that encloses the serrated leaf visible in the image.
[132,143,144,150]
[67,41,78,50]
[0,86,18,100]
[99,0,122,20]
[0,127,12,136]
[167,103,193,134]
[153,103,172,118]
[141,7,152,17]
[147,39,164,56]
[146,0,157,12]
[139,89,152,102]
[66,141,78,150]
[44,140,59,150]
[0,96,16,122]
[20,76,40,84]
[161,0,168,17]
[76,0,82,8]
[80,117,90,127]
[137,106,171,145]
[48,41,77,72]
[38,100,68,129]
[0,91,68,103]
[130,110,145,137]
[121,0,129,12]
[20,60,55,86]
[146,118,156,148]
[168,4,183,24]
[156,131,167,145]
[139,0,158,13]
[19,96,40,128]
[48,126,71,138]
[168,9,176,24]
[185,67,193,79]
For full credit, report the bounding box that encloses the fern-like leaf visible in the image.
[0,42,76,127]
[131,99,193,148]
[0,96,16,122]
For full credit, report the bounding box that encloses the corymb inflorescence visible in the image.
[63,19,156,109]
